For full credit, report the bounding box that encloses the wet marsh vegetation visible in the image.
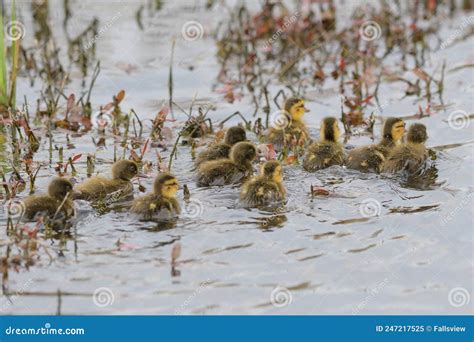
[0,0,472,314]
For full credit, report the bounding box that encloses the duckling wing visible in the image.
[75,176,132,201]
[23,195,59,220]
[267,123,309,147]
[290,121,310,141]
[197,160,245,186]
[303,142,344,172]
[267,128,285,146]
[195,143,231,166]
[241,179,284,207]
[382,144,428,174]
[131,194,180,220]
[346,145,386,173]
[75,176,110,200]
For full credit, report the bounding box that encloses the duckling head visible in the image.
[261,160,283,183]
[230,141,257,164]
[112,160,139,181]
[48,178,74,200]
[224,126,247,146]
[320,117,340,142]
[153,173,179,198]
[284,97,309,122]
[383,117,405,142]
[407,123,428,144]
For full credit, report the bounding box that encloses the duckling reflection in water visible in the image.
[347,117,405,173]
[131,173,180,221]
[303,117,344,172]
[74,160,140,201]
[195,126,247,167]
[197,141,257,186]
[267,97,310,147]
[23,178,76,221]
[240,160,286,207]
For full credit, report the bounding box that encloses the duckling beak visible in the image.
[304,107,310,112]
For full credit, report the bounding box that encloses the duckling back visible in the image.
[382,143,428,174]
[346,145,388,173]
[303,141,344,172]
[267,121,309,147]
[23,178,75,221]
[195,143,231,167]
[75,176,133,201]
[240,177,285,207]
[197,159,251,186]
[130,193,180,221]
[23,195,75,221]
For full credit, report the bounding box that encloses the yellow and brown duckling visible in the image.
[346,117,406,173]
[303,117,344,172]
[195,126,247,167]
[197,141,257,186]
[382,123,429,174]
[240,160,286,207]
[130,173,181,220]
[74,160,139,201]
[267,97,310,147]
[23,178,75,221]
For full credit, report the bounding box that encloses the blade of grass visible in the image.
[9,0,19,109]
[0,2,8,107]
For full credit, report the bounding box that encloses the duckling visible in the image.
[130,173,181,220]
[382,123,429,174]
[267,97,310,147]
[346,117,405,173]
[195,126,247,166]
[23,178,75,221]
[197,141,257,186]
[303,117,344,171]
[75,160,139,201]
[240,160,286,207]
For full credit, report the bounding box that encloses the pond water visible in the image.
[0,0,473,315]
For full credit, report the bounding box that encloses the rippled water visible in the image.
[0,0,473,314]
